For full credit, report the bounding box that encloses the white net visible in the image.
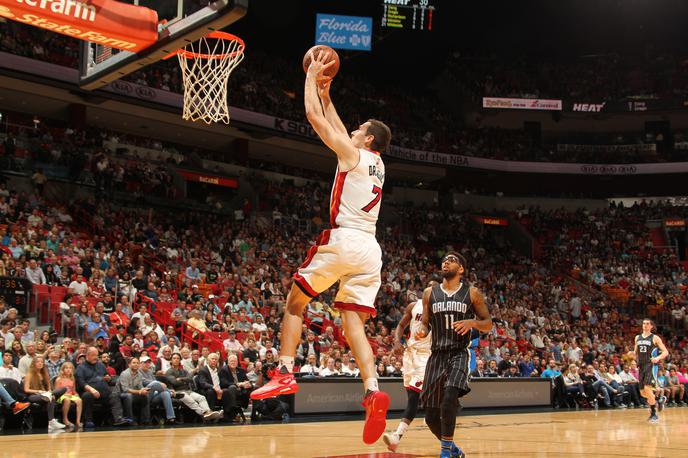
[176,33,244,124]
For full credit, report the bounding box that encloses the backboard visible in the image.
[79,0,247,90]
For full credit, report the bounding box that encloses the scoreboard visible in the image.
[381,0,436,31]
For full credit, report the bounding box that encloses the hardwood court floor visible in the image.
[1,408,686,458]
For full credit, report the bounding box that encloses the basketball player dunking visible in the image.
[633,318,669,423]
[416,253,492,458]
[251,50,393,445]
[383,281,437,452]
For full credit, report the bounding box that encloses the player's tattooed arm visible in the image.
[453,287,493,335]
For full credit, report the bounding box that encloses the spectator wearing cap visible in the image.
[138,355,177,424]
[223,330,244,355]
[258,340,278,361]
[115,357,152,425]
[341,358,359,377]
[197,353,234,421]
[76,347,128,428]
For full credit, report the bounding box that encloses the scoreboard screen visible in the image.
[381,0,436,31]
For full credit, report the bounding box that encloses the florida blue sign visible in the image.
[315,14,372,51]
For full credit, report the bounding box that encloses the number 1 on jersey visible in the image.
[444,314,455,330]
[361,185,382,213]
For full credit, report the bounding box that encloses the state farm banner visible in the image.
[177,170,238,188]
[483,97,562,111]
[557,144,656,154]
[0,0,158,52]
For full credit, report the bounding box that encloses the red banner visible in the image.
[0,0,158,52]
[473,216,508,226]
[178,170,238,189]
[665,219,686,228]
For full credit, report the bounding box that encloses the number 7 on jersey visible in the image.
[361,185,382,213]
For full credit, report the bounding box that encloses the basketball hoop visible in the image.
[165,31,245,125]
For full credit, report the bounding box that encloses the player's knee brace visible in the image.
[424,407,442,440]
[403,389,420,421]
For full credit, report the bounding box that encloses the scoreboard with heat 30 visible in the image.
[381,0,436,31]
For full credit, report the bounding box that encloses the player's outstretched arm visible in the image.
[652,335,670,363]
[317,79,349,136]
[416,287,433,340]
[393,302,415,352]
[453,287,493,335]
[304,51,358,167]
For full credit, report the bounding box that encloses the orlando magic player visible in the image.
[633,318,669,423]
[415,252,492,458]
[383,281,437,452]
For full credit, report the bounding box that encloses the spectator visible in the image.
[24,259,46,285]
[115,357,152,425]
[54,361,83,431]
[196,353,234,422]
[221,354,252,419]
[68,274,90,297]
[76,347,129,428]
[45,348,64,379]
[0,351,22,382]
[139,356,177,424]
[165,352,222,421]
[222,330,244,355]
[18,341,37,376]
[23,356,67,431]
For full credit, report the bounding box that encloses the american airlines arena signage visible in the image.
[2,52,688,176]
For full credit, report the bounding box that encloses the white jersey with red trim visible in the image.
[330,148,385,235]
[407,299,431,351]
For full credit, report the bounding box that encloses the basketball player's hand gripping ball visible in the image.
[306,49,337,82]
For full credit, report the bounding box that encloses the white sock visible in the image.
[395,421,409,437]
[279,356,294,372]
[364,377,379,392]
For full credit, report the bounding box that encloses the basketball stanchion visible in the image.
[164,31,245,124]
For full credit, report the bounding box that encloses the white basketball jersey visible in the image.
[330,149,384,235]
[407,299,431,351]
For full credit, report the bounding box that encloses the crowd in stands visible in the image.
[0,161,686,432]
[450,52,688,102]
[4,21,688,164]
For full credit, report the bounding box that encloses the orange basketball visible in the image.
[303,45,340,80]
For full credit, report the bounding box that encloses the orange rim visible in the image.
[163,31,244,60]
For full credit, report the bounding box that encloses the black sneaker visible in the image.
[649,413,659,423]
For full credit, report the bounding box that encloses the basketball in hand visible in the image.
[303,45,340,80]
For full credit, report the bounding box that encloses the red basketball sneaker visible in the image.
[361,390,390,444]
[250,371,299,400]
